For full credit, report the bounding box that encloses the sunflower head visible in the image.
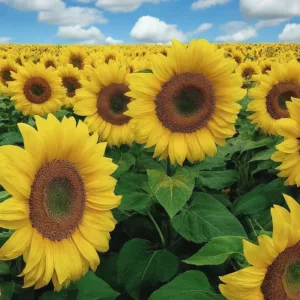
[248,60,300,135]
[57,64,83,108]
[0,114,121,291]
[220,194,300,300]
[124,39,245,165]
[8,62,65,116]
[73,61,136,147]
[0,58,18,95]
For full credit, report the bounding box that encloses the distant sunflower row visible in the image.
[1,41,300,166]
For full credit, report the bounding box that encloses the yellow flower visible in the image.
[125,39,245,165]
[0,114,121,291]
[248,60,300,135]
[0,58,18,96]
[271,97,300,186]
[220,194,300,300]
[8,62,65,116]
[57,64,83,108]
[73,62,136,147]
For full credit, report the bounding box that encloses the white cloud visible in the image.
[38,7,107,26]
[57,25,105,41]
[57,25,122,45]
[191,0,231,10]
[105,36,124,44]
[216,21,257,42]
[279,23,300,42]
[240,0,300,19]
[255,18,288,29]
[0,37,12,44]
[0,0,64,11]
[130,16,186,43]
[95,0,166,12]
[194,23,213,33]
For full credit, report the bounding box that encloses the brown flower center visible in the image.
[70,55,84,70]
[155,72,215,133]
[261,241,300,300]
[97,83,131,126]
[29,160,85,241]
[1,68,14,86]
[266,81,300,120]
[105,54,115,64]
[242,67,254,80]
[62,76,81,98]
[23,77,52,104]
[45,60,55,68]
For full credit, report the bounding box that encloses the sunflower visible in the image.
[248,60,300,135]
[235,60,261,88]
[40,53,59,69]
[0,58,18,96]
[124,39,245,165]
[0,114,121,291]
[220,194,300,300]
[8,62,65,116]
[73,61,135,147]
[61,46,88,70]
[271,97,300,186]
[57,64,83,108]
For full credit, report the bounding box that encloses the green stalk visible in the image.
[149,213,166,248]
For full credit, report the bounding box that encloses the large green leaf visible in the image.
[0,282,15,300]
[149,271,225,300]
[147,168,195,218]
[118,239,179,300]
[249,148,276,162]
[233,178,289,216]
[76,271,119,300]
[196,170,238,190]
[172,193,246,243]
[0,131,23,146]
[183,236,244,266]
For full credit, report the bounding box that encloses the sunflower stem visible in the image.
[167,158,173,177]
[149,213,166,248]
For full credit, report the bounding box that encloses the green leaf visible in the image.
[196,170,238,190]
[183,236,244,266]
[0,191,10,202]
[0,231,13,247]
[249,148,276,162]
[0,282,15,300]
[118,239,179,300]
[76,271,119,300]
[0,131,23,146]
[149,271,225,300]
[147,168,195,218]
[233,178,289,216]
[172,193,246,243]
[40,288,76,300]
[135,69,153,73]
[113,152,136,178]
[0,261,11,275]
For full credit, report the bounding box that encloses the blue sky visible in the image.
[0,0,300,44]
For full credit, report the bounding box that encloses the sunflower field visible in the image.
[0,40,300,300]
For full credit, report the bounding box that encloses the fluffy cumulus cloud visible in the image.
[0,37,12,44]
[194,23,213,33]
[191,0,231,10]
[95,0,166,12]
[57,25,123,45]
[255,18,288,29]
[216,21,257,42]
[131,16,186,43]
[105,36,124,44]
[38,7,108,26]
[240,0,300,19]
[279,23,300,42]
[0,0,65,11]
[0,0,108,27]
